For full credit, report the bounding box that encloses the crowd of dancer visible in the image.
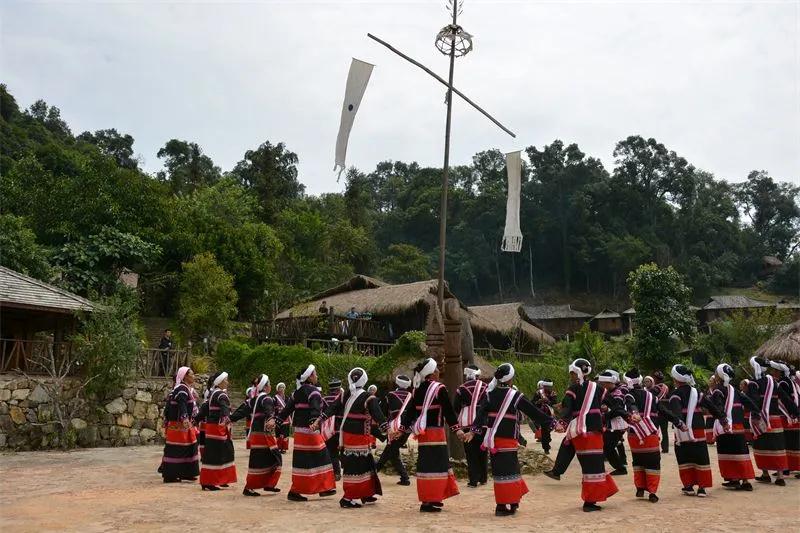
[158,354,800,516]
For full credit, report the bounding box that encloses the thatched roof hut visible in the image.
[755,320,800,365]
[699,295,773,325]
[523,304,592,339]
[469,302,555,352]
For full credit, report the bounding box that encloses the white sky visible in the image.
[2,0,798,194]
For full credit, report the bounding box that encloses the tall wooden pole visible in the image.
[437,0,458,312]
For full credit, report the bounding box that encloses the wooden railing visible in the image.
[0,338,74,374]
[253,315,393,343]
[0,339,189,378]
[266,337,395,357]
[137,348,191,378]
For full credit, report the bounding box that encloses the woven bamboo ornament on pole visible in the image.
[501,151,523,252]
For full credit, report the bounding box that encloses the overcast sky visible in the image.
[3,0,798,194]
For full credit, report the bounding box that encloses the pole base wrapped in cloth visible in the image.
[573,431,618,502]
[245,432,282,490]
[782,418,800,471]
[716,428,755,481]
[415,427,459,502]
[674,428,713,488]
[753,416,788,471]
[290,427,336,495]
[490,437,529,504]
[199,422,237,486]
[341,432,382,500]
[162,421,200,480]
[627,433,661,494]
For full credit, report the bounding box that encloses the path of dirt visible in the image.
[1,428,798,532]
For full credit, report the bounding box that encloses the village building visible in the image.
[697,295,773,327]
[590,308,624,336]
[468,302,555,356]
[522,304,592,339]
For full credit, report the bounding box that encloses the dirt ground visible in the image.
[1,427,798,532]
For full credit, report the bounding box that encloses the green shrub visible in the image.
[494,360,571,397]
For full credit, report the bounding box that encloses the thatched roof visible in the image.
[762,255,783,268]
[622,307,635,316]
[469,302,555,345]
[0,266,95,313]
[592,308,621,319]
[702,295,771,310]
[523,304,592,320]
[276,277,455,319]
[755,320,800,364]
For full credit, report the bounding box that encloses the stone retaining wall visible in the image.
[0,374,206,451]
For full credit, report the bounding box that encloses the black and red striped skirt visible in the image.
[341,432,382,500]
[490,437,529,505]
[753,416,788,471]
[414,427,459,503]
[716,423,754,481]
[162,421,200,480]
[199,422,237,487]
[245,431,281,489]
[289,428,335,495]
[627,432,661,494]
[782,417,800,471]
[572,431,618,503]
[674,428,712,488]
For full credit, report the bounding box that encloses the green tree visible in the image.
[178,252,238,340]
[377,243,431,284]
[604,234,650,297]
[77,128,139,169]
[735,170,800,260]
[0,214,53,280]
[156,139,221,195]
[229,141,304,223]
[627,263,695,369]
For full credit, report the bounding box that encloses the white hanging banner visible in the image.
[334,58,374,179]
[501,150,523,252]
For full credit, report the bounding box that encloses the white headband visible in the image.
[715,364,732,386]
[395,376,411,389]
[276,382,285,391]
[670,365,694,386]
[643,375,654,384]
[488,364,515,392]
[598,370,619,384]
[464,366,481,380]
[256,374,269,393]
[537,380,553,388]
[348,367,368,393]
[413,358,437,388]
[174,366,190,389]
[569,359,592,384]
[300,364,315,383]
[750,356,765,380]
[625,375,642,387]
[769,360,790,377]
[213,372,228,387]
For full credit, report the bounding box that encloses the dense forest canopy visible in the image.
[1,84,798,322]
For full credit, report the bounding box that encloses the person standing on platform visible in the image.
[390,358,465,513]
[273,365,337,501]
[375,375,413,485]
[322,378,344,481]
[453,364,488,487]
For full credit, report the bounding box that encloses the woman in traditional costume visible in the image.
[274,382,291,453]
[274,364,337,501]
[392,357,465,513]
[161,366,200,483]
[231,374,282,496]
[199,371,237,491]
[467,363,552,516]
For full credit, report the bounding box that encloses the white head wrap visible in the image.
[348,367,368,394]
[256,374,269,393]
[750,356,767,380]
[413,358,437,388]
[769,360,791,377]
[488,363,515,392]
[213,371,229,388]
[395,375,412,389]
[276,382,286,392]
[296,364,316,388]
[569,359,592,385]
[715,364,734,386]
[598,369,620,384]
[670,364,695,386]
[464,366,481,380]
[174,366,191,390]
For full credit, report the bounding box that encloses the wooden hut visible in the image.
[257,276,458,348]
[755,320,800,365]
[469,302,555,354]
[0,266,95,373]
[698,295,772,325]
[522,304,592,339]
[590,309,623,336]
